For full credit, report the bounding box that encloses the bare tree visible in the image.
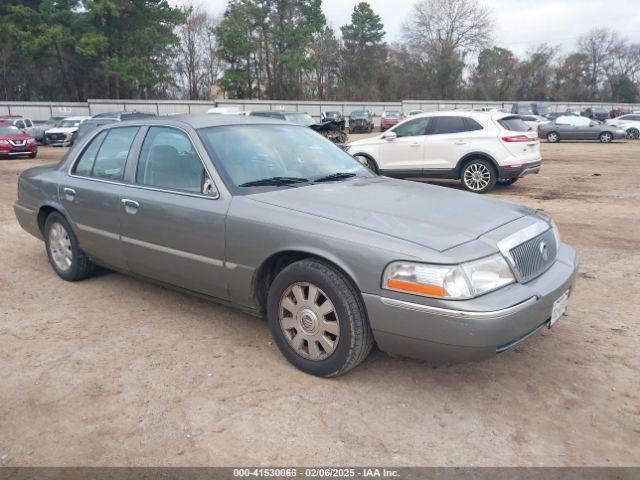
[403,0,493,98]
[577,28,618,100]
[177,4,211,100]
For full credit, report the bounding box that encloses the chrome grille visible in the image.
[508,228,557,283]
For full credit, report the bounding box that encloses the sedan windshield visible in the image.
[351,111,366,117]
[283,113,315,126]
[199,125,372,190]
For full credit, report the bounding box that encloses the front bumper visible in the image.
[364,243,578,362]
[0,145,37,157]
[497,161,541,179]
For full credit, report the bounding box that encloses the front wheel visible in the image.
[44,212,95,281]
[626,128,639,140]
[267,259,374,377]
[599,132,613,143]
[461,159,497,193]
[29,152,37,159]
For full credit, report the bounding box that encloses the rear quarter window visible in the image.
[498,116,531,132]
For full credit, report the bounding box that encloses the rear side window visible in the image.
[464,118,484,131]
[429,116,468,134]
[72,127,138,180]
[498,116,531,132]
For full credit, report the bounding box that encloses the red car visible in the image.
[0,122,38,158]
[380,110,405,131]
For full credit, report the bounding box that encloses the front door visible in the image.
[119,126,229,300]
[378,117,430,173]
[60,126,140,270]
[423,116,474,170]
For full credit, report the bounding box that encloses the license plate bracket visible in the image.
[549,289,570,327]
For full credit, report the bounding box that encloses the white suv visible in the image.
[345,110,541,193]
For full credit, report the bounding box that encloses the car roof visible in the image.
[63,116,92,120]
[114,114,294,129]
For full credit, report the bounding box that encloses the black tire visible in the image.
[348,128,353,134]
[267,259,374,377]
[626,128,639,140]
[29,152,37,159]
[547,132,560,143]
[44,212,95,281]
[599,132,613,143]
[497,177,518,186]
[355,155,378,174]
[460,158,497,193]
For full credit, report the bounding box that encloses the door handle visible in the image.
[410,142,421,147]
[454,140,467,145]
[63,187,76,201]
[121,198,140,214]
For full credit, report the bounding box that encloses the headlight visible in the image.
[382,254,515,300]
[27,138,36,144]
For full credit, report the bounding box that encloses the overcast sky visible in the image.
[173,0,640,56]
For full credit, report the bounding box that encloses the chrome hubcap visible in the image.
[279,282,340,361]
[48,222,73,271]
[464,163,491,191]
[602,133,612,142]
[548,133,558,142]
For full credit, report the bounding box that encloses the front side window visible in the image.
[429,116,468,135]
[72,127,138,180]
[393,118,430,138]
[136,126,208,194]
[15,120,25,129]
[199,125,372,190]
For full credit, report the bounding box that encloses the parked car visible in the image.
[581,106,609,122]
[39,116,68,143]
[520,115,550,130]
[346,111,541,193]
[321,111,344,122]
[408,110,424,117]
[249,110,316,126]
[620,122,640,140]
[538,115,626,143]
[75,118,119,143]
[0,116,43,142]
[0,123,38,158]
[609,107,631,118]
[93,111,156,121]
[511,101,550,117]
[207,107,245,116]
[348,110,374,133]
[13,115,578,377]
[44,116,92,146]
[544,111,580,121]
[380,110,405,131]
[604,113,640,127]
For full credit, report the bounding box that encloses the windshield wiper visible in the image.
[314,172,357,183]
[238,176,309,187]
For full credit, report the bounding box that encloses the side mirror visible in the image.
[382,131,397,141]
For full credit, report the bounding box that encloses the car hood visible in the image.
[249,176,532,252]
[46,127,77,134]
[0,133,30,141]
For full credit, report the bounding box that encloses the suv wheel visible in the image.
[547,132,560,143]
[461,159,497,193]
[44,212,95,281]
[599,132,613,143]
[626,128,639,140]
[267,259,373,377]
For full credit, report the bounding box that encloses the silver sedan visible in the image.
[14,115,578,377]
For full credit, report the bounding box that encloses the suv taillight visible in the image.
[502,135,535,142]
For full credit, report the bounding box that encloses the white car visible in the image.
[345,110,541,193]
[605,114,640,127]
[44,116,92,146]
[207,107,246,115]
[620,122,640,140]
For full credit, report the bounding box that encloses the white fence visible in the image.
[2,99,639,127]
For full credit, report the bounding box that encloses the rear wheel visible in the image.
[44,212,95,281]
[497,177,518,186]
[267,259,373,377]
[547,132,560,143]
[461,159,497,193]
[599,132,613,143]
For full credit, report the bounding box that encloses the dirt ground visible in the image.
[0,139,639,467]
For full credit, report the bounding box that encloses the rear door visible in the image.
[378,117,430,172]
[60,126,140,270]
[119,125,229,299]
[423,116,474,170]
